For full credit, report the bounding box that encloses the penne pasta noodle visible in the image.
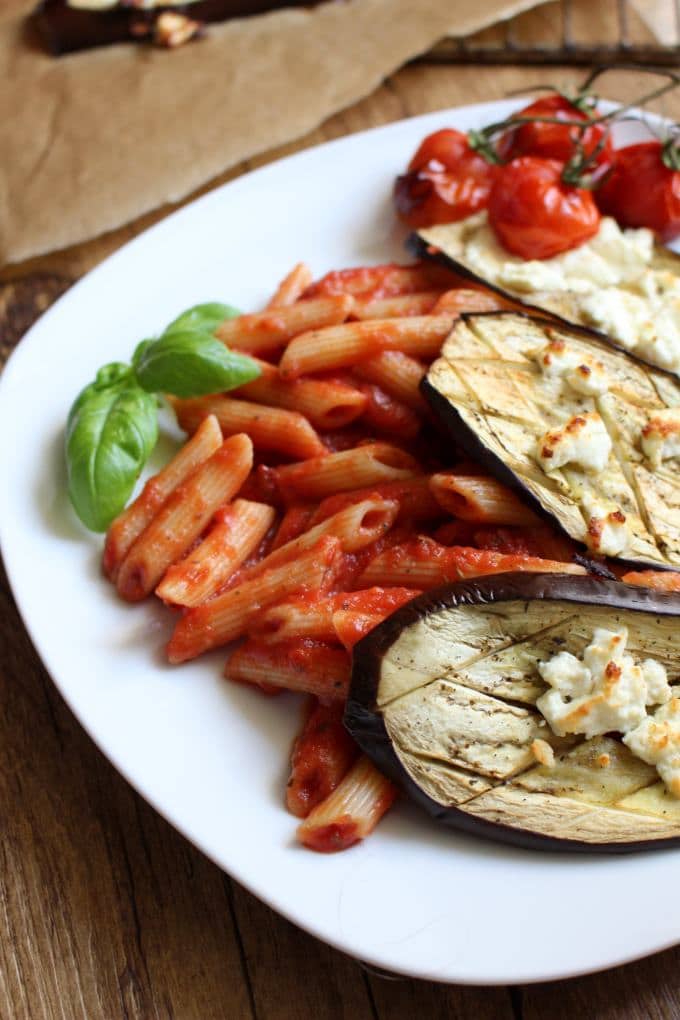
[303,263,457,299]
[250,599,336,644]
[117,433,254,603]
[352,290,442,320]
[103,414,222,582]
[250,585,419,645]
[432,287,514,315]
[266,262,313,308]
[235,358,367,429]
[357,537,586,590]
[243,497,399,580]
[622,570,680,592]
[272,443,421,502]
[429,473,540,526]
[226,640,351,701]
[286,699,359,818]
[270,504,316,551]
[155,499,276,607]
[311,476,442,526]
[356,381,421,440]
[331,611,383,650]
[277,316,454,380]
[297,755,397,852]
[215,295,354,354]
[167,536,342,663]
[171,394,326,460]
[471,524,577,563]
[353,351,427,412]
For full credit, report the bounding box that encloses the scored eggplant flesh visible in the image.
[410,212,680,378]
[346,573,680,851]
[423,311,680,570]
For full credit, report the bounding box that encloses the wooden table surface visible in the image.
[4,46,680,1020]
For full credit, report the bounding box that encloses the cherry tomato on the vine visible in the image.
[393,128,496,229]
[498,94,613,169]
[597,141,680,242]
[488,156,601,260]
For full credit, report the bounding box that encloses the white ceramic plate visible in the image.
[2,99,679,986]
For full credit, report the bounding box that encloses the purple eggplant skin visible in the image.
[407,231,680,380]
[420,310,678,575]
[345,572,680,854]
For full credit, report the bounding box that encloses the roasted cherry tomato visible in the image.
[597,140,680,242]
[488,156,601,260]
[393,128,496,228]
[498,94,613,169]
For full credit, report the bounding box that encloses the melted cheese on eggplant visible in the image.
[421,213,680,374]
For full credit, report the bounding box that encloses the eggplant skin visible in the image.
[345,573,680,853]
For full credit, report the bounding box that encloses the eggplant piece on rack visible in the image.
[35,0,310,54]
[346,574,680,852]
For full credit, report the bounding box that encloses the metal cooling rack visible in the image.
[429,0,680,66]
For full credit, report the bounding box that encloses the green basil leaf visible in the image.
[133,329,260,398]
[164,302,240,336]
[65,372,158,532]
[131,338,156,370]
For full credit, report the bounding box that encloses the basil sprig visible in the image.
[65,303,256,533]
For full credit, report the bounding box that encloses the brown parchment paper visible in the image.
[0,0,549,265]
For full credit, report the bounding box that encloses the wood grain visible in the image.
[3,42,680,1020]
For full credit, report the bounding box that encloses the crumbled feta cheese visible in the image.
[530,738,555,768]
[581,492,628,558]
[588,217,654,280]
[535,339,608,395]
[640,407,680,467]
[536,627,669,740]
[537,412,611,473]
[498,260,567,294]
[579,289,649,351]
[623,696,680,798]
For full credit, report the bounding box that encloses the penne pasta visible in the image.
[226,640,351,701]
[353,351,428,412]
[266,262,313,308]
[622,570,680,592]
[215,295,353,354]
[116,433,254,603]
[155,499,276,607]
[286,700,359,818]
[250,585,419,645]
[242,497,399,580]
[171,394,326,460]
[311,476,442,526]
[103,414,222,582]
[357,537,586,589]
[432,287,514,315]
[303,263,457,299]
[297,755,397,852]
[277,316,454,380]
[471,524,577,562]
[235,358,367,429]
[356,381,421,439]
[270,504,316,550]
[352,290,442,320]
[272,443,421,502]
[429,473,540,526]
[167,536,342,663]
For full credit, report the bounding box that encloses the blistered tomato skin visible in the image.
[394,128,496,228]
[497,94,613,168]
[597,141,680,242]
[488,156,601,260]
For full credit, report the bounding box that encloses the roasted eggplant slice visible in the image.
[346,573,680,852]
[423,311,680,570]
[410,213,680,378]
